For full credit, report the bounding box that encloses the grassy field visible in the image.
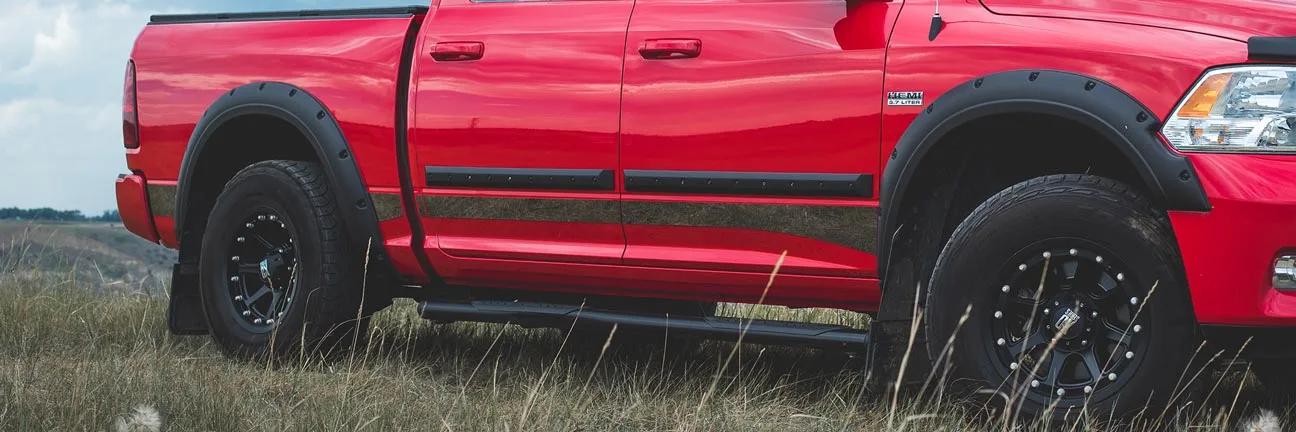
[0,221,1288,431]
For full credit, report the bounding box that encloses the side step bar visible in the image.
[419,300,869,351]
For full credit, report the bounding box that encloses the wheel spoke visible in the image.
[268,290,282,320]
[1044,351,1070,388]
[1101,321,1132,345]
[1008,329,1048,358]
[1080,347,1104,382]
[1060,259,1080,282]
[251,233,278,251]
[245,284,270,303]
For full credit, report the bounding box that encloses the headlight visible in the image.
[1162,66,1296,153]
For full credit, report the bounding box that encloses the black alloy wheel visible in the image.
[199,160,367,357]
[225,211,299,330]
[990,241,1148,399]
[925,174,1198,419]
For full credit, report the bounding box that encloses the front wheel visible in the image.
[926,174,1198,419]
[198,160,367,357]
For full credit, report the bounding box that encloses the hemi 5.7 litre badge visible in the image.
[887,91,924,106]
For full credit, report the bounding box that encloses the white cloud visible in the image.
[0,0,153,214]
[0,0,411,213]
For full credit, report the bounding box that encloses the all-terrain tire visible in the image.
[925,174,1198,419]
[198,160,368,358]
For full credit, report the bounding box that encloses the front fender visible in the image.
[877,70,1210,278]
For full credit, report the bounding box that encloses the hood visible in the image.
[980,0,1296,42]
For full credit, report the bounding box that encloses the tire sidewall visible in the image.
[198,164,332,357]
[926,176,1196,416]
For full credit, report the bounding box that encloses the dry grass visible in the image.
[0,222,1289,431]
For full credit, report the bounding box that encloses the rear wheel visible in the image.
[926,174,1198,419]
[198,160,368,357]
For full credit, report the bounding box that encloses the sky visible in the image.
[0,0,416,215]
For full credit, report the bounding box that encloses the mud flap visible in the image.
[167,262,209,335]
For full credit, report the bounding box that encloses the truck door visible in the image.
[410,0,632,270]
[618,0,899,278]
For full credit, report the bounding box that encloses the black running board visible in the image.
[419,300,869,351]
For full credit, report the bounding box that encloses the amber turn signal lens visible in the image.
[1176,73,1232,118]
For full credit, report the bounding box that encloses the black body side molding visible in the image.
[878,70,1210,278]
[1249,37,1296,60]
[150,6,429,25]
[174,82,395,282]
[625,170,873,198]
[425,167,616,190]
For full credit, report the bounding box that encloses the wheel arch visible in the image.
[878,70,1208,283]
[174,82,389,276]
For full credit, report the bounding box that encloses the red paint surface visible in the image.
[115,175,158,243]
[117,0,1296,322]
[1171,153,1296,326]
[127,15,422,264]
[409,0,631,268]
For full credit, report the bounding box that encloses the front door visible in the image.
[619,0,898,279]
[410,0,633,273]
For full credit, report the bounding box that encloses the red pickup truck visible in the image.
[115,0,1296,418]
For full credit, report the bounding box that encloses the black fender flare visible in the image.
[877,70,1210,279]
[175,82,390,274]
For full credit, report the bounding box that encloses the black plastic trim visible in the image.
[394,18,443,287]
[625,170,873,198]
[1248,37,1296,60]
[419,300,870,351]
[878,70,1211,279]
[175,82,393,281]
[425,167,615,190]
[150,6,429,24]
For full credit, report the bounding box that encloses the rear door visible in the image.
[410,0,633,267]
[618,0,899,278]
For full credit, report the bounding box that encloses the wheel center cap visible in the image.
[259,254,285,282]
[1052,307,1085,339]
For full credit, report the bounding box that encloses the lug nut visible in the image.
[1096,256,1104,263]
[1010,362,1019,370]
[230,276,240,282]
[1069,248,1078,255]
[242,311,251,317]
[1092,311,1099,318]
[258,215,267,221]
[266,319,275,325]
[1043,251,1052,258]
[269,215,278,221]
[1133,324,1142,333]
[237,236,246,243]
[1056,389,1066,396]
[1002,285,1011,293]
[246,223,255,229]
[234,295,243,301]
[1081,340,1089,346]
[1044,308,1051,315]
[994,311,1003,319]
[1084,386,1093,394]
[1126,351,1134,359]
[1108,373,1117,381]
[1019,264,1028,271]
[1031,380,1040,388]
[997,338,1006,346]
[1130,297,1139,305]
[1116,273,1125,281]
[254,318,263,324]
